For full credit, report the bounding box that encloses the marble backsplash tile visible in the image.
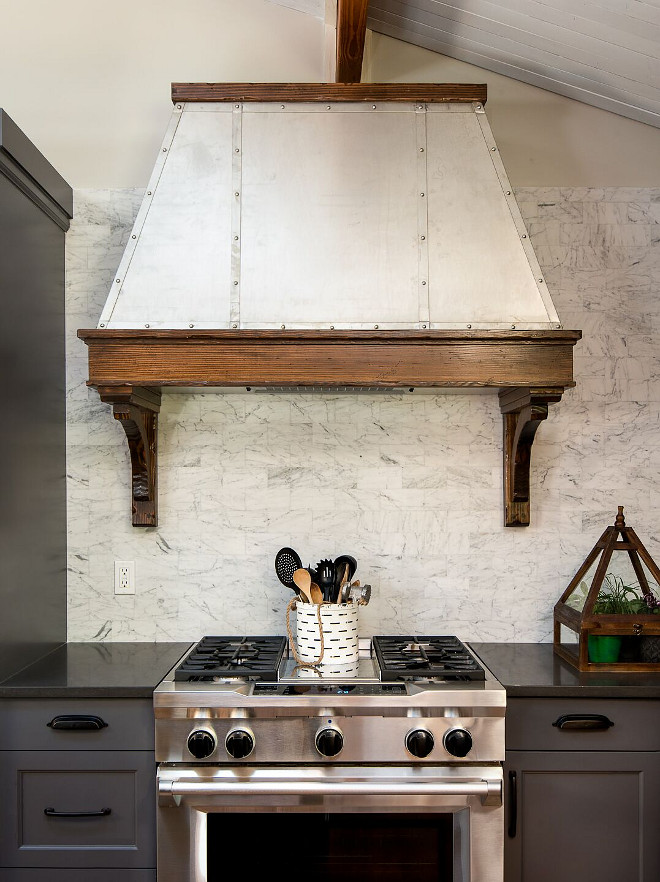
[66,188,660,643]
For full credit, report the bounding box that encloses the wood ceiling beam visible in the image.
[335,0,369,83]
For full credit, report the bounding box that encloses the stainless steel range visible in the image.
[155,635,505,882]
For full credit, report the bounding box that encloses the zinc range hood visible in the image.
[78,83,580,528]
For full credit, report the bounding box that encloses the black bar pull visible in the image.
[44,807,111,818]
[47,714,108,731]
[507,771,517,838]
[552,714,614,731]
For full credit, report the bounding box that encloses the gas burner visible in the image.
[373,636,485,681]
[174,636,287,682]
[210,641,260,664]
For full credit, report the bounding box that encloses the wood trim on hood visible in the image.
[79,328,579,387]
[170,83,488,104]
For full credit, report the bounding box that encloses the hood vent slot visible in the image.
[252,386,411,394]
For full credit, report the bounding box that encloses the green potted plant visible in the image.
[588,575,647,663]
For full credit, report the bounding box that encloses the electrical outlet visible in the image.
[114,560,135,595]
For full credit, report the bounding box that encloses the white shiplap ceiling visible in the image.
[367,0,660,127]
[267,0,660,127]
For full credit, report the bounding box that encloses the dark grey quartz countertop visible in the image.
[2,641,658,700]
[0,642,192,698]
[470,643,660,698]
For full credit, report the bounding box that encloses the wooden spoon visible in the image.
[310,582,324,605]
[293,568,313,604]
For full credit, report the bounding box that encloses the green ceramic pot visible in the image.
[588,635,622,664]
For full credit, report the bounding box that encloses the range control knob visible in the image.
[187,729,217,759]
[225,728,255,760]
[405,728,435,758]
[443,727,473,758]
[315,726,344,757]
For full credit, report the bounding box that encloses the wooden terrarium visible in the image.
[554,506,660,671]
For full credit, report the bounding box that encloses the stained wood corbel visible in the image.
[97,385,161,527]
[499,387,564,527]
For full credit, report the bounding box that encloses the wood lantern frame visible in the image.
[554,507,660,672]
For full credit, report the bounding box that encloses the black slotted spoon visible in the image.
[274,547,303,591]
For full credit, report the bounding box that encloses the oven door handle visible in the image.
[159,777,502,806]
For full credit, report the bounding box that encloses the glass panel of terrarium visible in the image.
[559,624,579,645]
[565,557,601,612]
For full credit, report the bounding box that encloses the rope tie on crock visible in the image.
[286,596,325,672]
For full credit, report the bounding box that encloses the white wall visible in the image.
[1,0,323,187]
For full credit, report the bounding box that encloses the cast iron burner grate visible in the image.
[174,636,287,682]
[373,636,485,681]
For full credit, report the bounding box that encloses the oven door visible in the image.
[157,765,503,882]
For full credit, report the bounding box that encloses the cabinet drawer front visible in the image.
[0,699,153,750]
[506,698,660,751]
[0,751,156,868]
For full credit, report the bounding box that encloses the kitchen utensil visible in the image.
[335,562,349,603]
[349,583,371,606]
[293,568,313,604]
[339,564,360,603]
[274,547,303,590]
[316,559,335,602]
[310,582,324,605]
[333,555,357,601]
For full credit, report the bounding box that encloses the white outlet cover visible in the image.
[114,560,135,595]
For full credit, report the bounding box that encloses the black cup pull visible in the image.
[552,714,614,731]
[44,807,111,818]
[47,714,108,731]
[507,770,517,838]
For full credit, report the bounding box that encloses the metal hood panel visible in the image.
[98,91,559,332]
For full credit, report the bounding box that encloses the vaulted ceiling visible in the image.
[268,0,660,128]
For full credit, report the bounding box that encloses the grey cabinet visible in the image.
[505,697,660,882]
[0,699,156,882]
